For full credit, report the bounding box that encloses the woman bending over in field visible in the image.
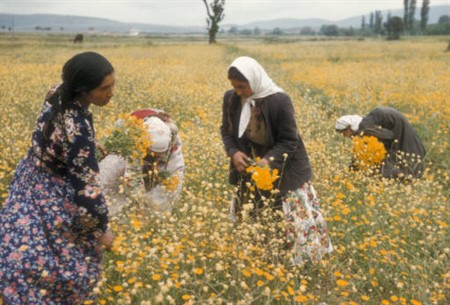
[0,52,115,304]
[336,106,426,180]
[98,108,185,216]
[220,56,333,265]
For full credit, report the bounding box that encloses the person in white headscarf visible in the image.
[221,56,333,265]
[335,107,426,179]
[99,109,184,216]
[335,114,363,137]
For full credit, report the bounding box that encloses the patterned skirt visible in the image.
[0,156,102,304]
[282,183,333,265]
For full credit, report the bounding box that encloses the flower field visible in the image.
[0,34,449,304]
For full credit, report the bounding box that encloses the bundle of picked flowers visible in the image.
[246,158,280,191]
[352,135,387,171]
[101,113,152,165]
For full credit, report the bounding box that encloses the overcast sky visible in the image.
[1,0,448,26]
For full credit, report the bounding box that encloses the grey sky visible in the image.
[1,0,448,26]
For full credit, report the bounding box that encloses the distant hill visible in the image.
[0,14,204,34]
[0,4,448,34]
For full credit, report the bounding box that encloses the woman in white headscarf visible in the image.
[221,56,333,265]
[99,109,184,216]
[335,115,363,137]
[335,107,426,179]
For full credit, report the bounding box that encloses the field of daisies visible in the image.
[0,34,448,304]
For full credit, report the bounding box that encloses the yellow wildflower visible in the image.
[336,279,349,287]
[112,285,123,292]
[161,174,179,191]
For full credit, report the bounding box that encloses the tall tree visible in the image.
[202,0,225,44]
[370,12,375,32]
[375,10,383,34]
[438,15,449,24]
[421,0,430,31]
[404,0,409,27]
[385,16,404,40]
[408,0,417,31]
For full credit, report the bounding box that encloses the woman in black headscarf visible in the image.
[0,52,115,304]
[336,106,426,179]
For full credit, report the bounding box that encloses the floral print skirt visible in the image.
[0,156,102,304]
[282,183,333,265]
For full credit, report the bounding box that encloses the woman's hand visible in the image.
[232,151,250,172]
[97,229,114,250]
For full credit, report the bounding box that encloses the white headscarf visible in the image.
[229,56,284,138]
[143,116,172,153]
[335,115,363,132]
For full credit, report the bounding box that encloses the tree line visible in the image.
[203,0,449,43]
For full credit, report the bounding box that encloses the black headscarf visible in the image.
[45,52,114,139]
[49,51,114,106]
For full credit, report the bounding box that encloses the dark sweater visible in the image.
[358,106,426,178]
[221,90,312,196]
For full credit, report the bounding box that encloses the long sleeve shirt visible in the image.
[30,87,108,234]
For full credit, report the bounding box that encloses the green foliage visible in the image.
[103,129,137,159]
[385,16,404,40]
[300,26,315,36]
[425,22,450,35]
[271,27,283,35]
[438,15,450,24]
[320,25,339,36]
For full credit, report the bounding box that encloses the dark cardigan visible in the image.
[220,89,312,196]
[357,106,426,178]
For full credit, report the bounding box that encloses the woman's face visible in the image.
[230,79,253,99]
[342,128,354,138]
[83,72,116,107]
